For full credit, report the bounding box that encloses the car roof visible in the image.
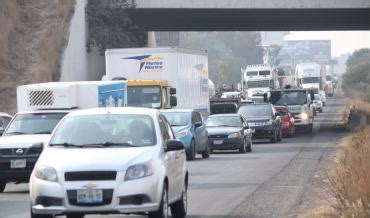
[15,110,70,115]
[160,109,193,113]
[208,113,241,117]
[67,107,159,117]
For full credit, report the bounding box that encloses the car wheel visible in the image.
[30,208,53,218]
[270,130,277,143]
[170,181,187,218]
[0,181,6,193]
[201,143,210,159]
[149,183,169,218]
[239,139,247,153]
[277,129,282,142]
[186,140,196,161]
[67,214,84,218]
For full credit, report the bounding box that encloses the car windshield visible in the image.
[4,113,67,135]
[127,86,162,109]
[50,114,156,147]
[247,80,271,88]
[271,91,307,106]
[238,105,272,118]
[276,109,289,117]
[206,116,242,127]
[162,112,189,126]
[301,77,320,84]
[314,94,321,100]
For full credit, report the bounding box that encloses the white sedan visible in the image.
[30,107,188,218]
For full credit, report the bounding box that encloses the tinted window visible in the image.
[246,71,258,76]
[238,105,272,118]
[259,70,271,76]
[271,91,307,106]
[206,116,243,127]
[5,113,67,135]
[127,86,162,108]
[51,114,156,147]
[162,112,189,126]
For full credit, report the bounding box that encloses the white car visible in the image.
[30,107,188,218]
[0,112,12,135]
[313,94,323,113]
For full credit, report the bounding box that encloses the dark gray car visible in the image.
[206,114,253,153]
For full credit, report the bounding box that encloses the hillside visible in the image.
[0,0,75,113]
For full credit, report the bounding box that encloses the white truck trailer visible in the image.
[295,63,326,91]
[104,47,210,114]
[0,81,127,192]
[241,64,279,98]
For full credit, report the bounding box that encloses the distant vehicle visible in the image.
[0,112,12,135]
[221,91,242,98]
[238,103,282,143]
[274,106,295,137]
[30,107,188,218]
[0,81,127,192]
[210,97,241,115]
[313,94,324,113]
[241,64,279,98]
[161,109,210,160]
[268,89,315,133]
[105,47,209,113]
[295,63,326,91]
[206,114,252,153]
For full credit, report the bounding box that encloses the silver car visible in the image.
[30,107,188,218]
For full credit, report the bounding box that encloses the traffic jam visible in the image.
[0,47,337,218]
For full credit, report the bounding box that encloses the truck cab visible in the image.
[127,80,177,109]
[242,64,279,98]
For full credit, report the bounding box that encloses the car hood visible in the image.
[172,125,189,133]
[37,146,157,172]
[0,134,50,148]
[207,126,242,135]
[245,116,271,122]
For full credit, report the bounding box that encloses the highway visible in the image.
[0,94,347,218]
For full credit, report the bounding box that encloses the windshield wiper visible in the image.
[5,131,27,135]
[80,142,140,148]
[49,143,82,148]
[33,131,51,134]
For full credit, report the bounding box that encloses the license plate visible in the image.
[77,189,103,204]
[10,159,26,168]
[213,140,223,145]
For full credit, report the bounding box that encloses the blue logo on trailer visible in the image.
[194,64,209,93]
[98,83,126,107]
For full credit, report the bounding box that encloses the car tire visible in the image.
[149,183,169,218]
[239,139,247,153]
[186,140,196,161]
[201,143,210,159]
[170,181,187,218]
[277,129,282,142]
[270,130,278,143]
[30,209,53,218]
[0,182,6,193]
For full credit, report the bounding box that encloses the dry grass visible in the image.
[0,0,75,113]
[328,127,370,217]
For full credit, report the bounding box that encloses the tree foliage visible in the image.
[86,0,147,54]
[180,32,263,88]
[342,48,370,102]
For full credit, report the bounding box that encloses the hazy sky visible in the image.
[285,31,370,57]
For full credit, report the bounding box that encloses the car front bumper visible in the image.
[0,156,38,183]
[250,125,275,139]
[208,137,243,150]
[30,172,162,215]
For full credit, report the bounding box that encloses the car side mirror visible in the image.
[170,88,176,95]
[194,122,202,128]
[170,96,177,107]
[165,140,184,152]
[29,142,44,153]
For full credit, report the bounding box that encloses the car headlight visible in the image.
[175,130,188,138]
[34,165,58,182]
[228,132,241,138]
[125,161,154,181]
[301,113,309,120]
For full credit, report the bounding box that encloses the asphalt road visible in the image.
[0,94,347,218]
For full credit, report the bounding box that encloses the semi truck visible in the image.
[295,63,326,91]
[104,47,210,114]
[0,81,127,192]
[241,64,279,98]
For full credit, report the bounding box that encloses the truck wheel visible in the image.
[149,183,169,218]
[186,140,196,161]
[0,182,6,193]
[239,139,247,153]
[30,209,53,218]
[270,131,277,143]
[201,143,210,159]
[170,181,187,218]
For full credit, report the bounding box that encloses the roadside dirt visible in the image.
[0,0,75,114]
